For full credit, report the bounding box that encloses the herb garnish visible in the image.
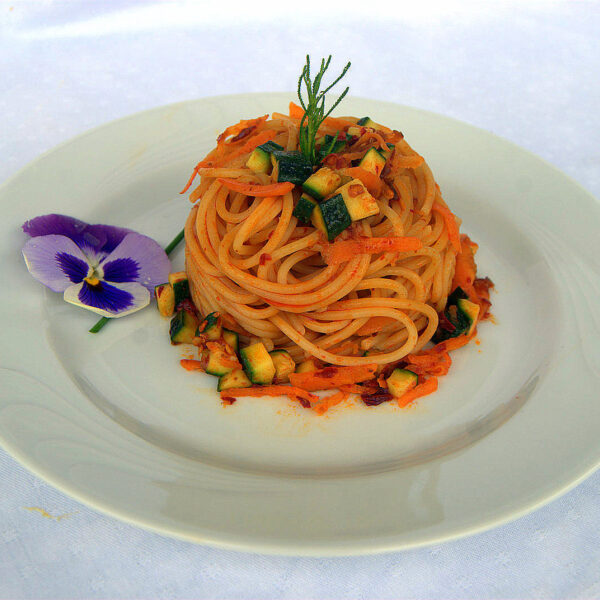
[297,55,351,165]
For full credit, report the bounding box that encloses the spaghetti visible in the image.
[177,103,493,410]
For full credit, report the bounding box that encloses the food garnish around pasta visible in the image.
[155,56,494,414]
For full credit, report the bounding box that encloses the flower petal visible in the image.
[101,257,140,283]
[22,214,133,254]
[22,235,90,292]
[101,233,170,289]
[64,280,150,318]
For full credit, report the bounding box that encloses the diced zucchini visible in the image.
[311,193,352,241]
[434,287,476,342]
[240,342,276,385]
[357,116,377,127]
[317,133,347,158]
[302,167,342,201]
[295,359,318,373]
[217,368,252,392]
[457,298,480,336]
[379,143,395,161]
[336,179,380,222]
[447,286,469,306]
[359,147,386,176]
[246,141,284,174]
[154,283,175,317]
[292,193,318,224]
[269,350,295,383]
[347,125,362,137]
[206,344,238,377]
[222,329,239,353]
[386,368,418,398]
[197,312,222,341]
[272,150,313,185]
[169,309,200,345]
[168,271,190,305]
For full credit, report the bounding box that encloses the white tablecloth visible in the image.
[1,1,599,597]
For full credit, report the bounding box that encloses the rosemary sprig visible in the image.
[297,55,351,164]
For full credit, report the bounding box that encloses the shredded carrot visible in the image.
[430,334,474,354]
[405,352,452,376]
[451,234,478,300]
[217,115,269,144]
[288,101,304,119]
[216,178,294,197]
[216,129,277,166]
[180,359,205,372]
[314,390,349,415]
[432,202,461,254]
[218,385,318,407]
[339,167,383,196]
[289,364,378,391]
[339,383,368,394]
[322,237,422,265]
[355,316,396,336]
[397,377,438,408]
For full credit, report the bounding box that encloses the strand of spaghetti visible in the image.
[216,178,294,196]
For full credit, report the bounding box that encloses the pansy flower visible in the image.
[22,214,171,318]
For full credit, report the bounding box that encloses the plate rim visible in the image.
[1,92,599,556]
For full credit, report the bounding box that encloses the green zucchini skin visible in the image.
[205,343,238,377]
[311,193,352,241]
[272,150,313,185]
[218,369,252,392]
[222,329,239,353]
[359,147,386,176]
[169,309,199,344]
[292,193,318,224]
[302,167,342,201]
[246,141,284,174]
[168,272,190,306]
[434,287,479,342]
[198,312,222,341]
[154,283,175,317]
[240,342,276,385]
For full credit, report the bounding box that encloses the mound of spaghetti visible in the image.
[169,103,493,413]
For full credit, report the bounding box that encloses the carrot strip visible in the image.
[430,334,474,354]
[217,178,294,197]
[217,129,277,165]
[340,167,382,196]
[322,237,422,265]
[314,390,349,415]
[289,101,304,119]
[217,115,269,144]
[397,377,438,408]
[218,385,318,407]
[289,364,378,391]
[432,202,461,253]
[339,384,368,394]
[355,316,396,336]
[451,233,479,300]
[405,352,452,376]
[180,359,205,371]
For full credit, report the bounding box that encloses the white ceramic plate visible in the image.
[1,93,599,555]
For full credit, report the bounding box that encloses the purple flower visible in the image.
[22,214,171,318]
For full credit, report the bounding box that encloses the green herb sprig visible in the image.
[297,55,351,165]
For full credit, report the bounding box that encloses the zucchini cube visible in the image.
[311,193,352,241]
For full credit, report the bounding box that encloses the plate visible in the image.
[1,93,599,555]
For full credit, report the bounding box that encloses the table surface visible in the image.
[1,1,599,597]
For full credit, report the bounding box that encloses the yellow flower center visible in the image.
[84,276,101,286]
